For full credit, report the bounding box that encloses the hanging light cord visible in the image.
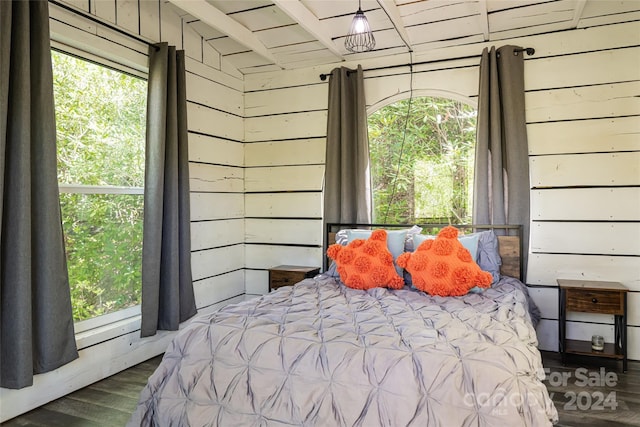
[382,51,414,223]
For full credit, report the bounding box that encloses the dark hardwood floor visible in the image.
[1,356,163,427]
[541,351,640,427]
[2,352,639,426]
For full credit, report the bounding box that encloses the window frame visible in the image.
[367,92,478,224]
[50,38,148,80]
[50,40,148,331]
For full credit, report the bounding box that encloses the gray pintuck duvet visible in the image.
[128,274,558,426]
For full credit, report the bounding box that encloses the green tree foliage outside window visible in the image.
[51,50,147,322]
[368,97,476,225]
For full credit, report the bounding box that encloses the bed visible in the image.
[128,224,558,426]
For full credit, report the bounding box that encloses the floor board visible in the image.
[2,352,639,426]
[542,351,640,427]
[1,356,163,427]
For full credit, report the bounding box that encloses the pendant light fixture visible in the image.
[344,0,376,53]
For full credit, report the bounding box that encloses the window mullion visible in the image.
[59,184,144,195]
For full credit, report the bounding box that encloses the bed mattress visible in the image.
[128,274,558,426]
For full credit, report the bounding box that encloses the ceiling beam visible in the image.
[272,0,343,59]
[478,0,490,41]
[167,0,279,66]
[571,0,588,27]
[377,0,412,51]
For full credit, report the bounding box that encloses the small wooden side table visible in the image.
[558,279,628,372]
[269,265,320,291]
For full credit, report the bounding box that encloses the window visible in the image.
[368,96,477,224]
[51,50,147,323]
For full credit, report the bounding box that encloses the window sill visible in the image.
[75,313,142,351]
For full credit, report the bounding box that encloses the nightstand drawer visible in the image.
[269,265,320,291]
[565,289,624,315]
[270,270,307,289]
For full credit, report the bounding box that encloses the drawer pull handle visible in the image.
[592,298,598,304]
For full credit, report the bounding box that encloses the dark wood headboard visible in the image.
[324,223,523,281]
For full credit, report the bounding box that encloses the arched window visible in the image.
[368,96,477,224]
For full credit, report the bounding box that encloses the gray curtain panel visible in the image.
[473,45,531,274]
[0,0,78,389]
[141,43,196,337]
[323,65,371,233]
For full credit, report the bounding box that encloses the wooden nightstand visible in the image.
[269,265,320,291]
[558,279,628,371]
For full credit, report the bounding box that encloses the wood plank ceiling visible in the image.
[166,0,639,74]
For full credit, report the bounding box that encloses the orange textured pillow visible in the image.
[396,226,492,296]
[327,229,405,290]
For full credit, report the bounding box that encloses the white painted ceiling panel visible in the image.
[206,37,250,56]
[488,2,576,32]
[408,15,484,45]
[486,0,555,13]
[227,51,275,69]
[189,20,226,40]
[229,5,297,31]
[162,0,639,74]
[414,34,487,52]
[271,40,326,56]
[581,0,640,17]
[257,25,318,49]
[275,45,339,66]
[301,0,375,20]
[204,0,273,15]
[399,1,481,26]
[491,21,576,41]
[242,64,283,74]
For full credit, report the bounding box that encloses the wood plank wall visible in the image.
[244,71,328,293]
[244,17,640,361]
[524,19,640,358]
[3,0,638,422]
[0,1,245,422]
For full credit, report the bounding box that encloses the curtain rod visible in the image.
[48,0,157,49]
[319,47,535,81]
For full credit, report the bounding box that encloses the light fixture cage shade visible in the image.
[345,9,376,53]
